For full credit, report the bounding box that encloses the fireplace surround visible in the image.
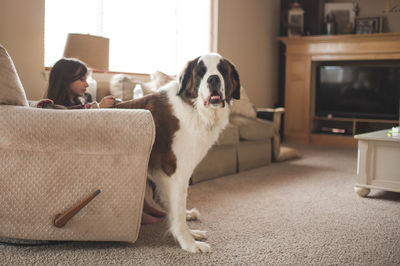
[278,33,400,147]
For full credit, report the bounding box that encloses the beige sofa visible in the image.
[192,114,276,184]
[0,45,155,243]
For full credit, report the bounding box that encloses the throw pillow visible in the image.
[110,74,135,100]
[142,71,175,93]
[230,86,257,119]
[0,45,28,106]
[151,71,175,89]
[110,74,156,100]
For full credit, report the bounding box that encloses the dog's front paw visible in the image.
[182,240,211,253]
[190,229,207,240]
[186,208,200,221]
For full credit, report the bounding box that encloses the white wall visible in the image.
[0,0,47,100]
[217,0,281,108]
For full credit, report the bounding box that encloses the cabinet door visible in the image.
[284,56,311,142]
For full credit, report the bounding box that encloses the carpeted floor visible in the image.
[1,144,399,265]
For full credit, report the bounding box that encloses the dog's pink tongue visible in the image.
[211,95,220,100]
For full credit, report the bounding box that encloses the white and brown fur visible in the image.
[116,53,240,252]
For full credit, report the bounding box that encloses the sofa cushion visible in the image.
[192,145,237,184]
[230,115,274,141]
[0,45,28,106]
[148,71,175,90]
[139,70,174,94]
[215,123,239,146]
[230,86,257,119]
[237,140,271,172]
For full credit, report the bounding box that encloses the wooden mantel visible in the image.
[278,33,400,146]
[279,33,400,61]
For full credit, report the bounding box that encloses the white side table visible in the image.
[354,129,400,197]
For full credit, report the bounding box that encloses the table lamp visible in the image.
[63,33,109,70]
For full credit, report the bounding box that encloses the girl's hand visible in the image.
[99,95,115,108]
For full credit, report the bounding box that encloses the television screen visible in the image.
[316,63,400,120]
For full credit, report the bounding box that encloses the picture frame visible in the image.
[355,16,383,34]
[324,3,356,34]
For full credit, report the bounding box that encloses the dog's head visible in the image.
[178,53,240,108]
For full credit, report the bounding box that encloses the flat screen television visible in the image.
[316,63,400,120]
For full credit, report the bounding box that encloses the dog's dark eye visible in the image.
[217,61,227,76]
[197,61,206,78]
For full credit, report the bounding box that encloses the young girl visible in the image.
[42,58,166,224]
[45,58,115,108]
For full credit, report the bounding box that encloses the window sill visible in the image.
[44,66,150,77]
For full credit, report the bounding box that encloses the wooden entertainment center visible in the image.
[278,33,400,147]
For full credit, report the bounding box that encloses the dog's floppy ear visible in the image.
[178,57,199,97]
[230,63,241,100]
[222,58,240,101]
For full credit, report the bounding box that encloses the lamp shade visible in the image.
[63,33,109,70]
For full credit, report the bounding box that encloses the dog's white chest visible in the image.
[166,84,229,174]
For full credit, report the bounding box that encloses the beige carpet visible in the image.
[1,144,399,265]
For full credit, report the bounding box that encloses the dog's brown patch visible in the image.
[116,91,179,176]
[217,59,241,101]
[178,57,202,106]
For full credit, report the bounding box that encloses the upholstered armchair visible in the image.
[0,45,155,242]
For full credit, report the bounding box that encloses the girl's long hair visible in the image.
[46,58,87,105]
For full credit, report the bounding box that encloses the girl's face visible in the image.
[68,71,88,98]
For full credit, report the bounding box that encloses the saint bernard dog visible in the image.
[116,53,240,252]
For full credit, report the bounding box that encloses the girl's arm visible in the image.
[99,95,115,108]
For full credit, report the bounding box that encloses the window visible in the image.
[45,0,212,75]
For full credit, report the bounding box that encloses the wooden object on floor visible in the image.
[278,33,400,147]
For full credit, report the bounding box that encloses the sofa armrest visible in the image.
[256,108,285,161]
[256,108,284,131]
[0,106,154,155]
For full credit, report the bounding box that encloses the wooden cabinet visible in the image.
[284,55,311,143]
[278,33,400,147]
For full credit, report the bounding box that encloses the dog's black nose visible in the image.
[207,75,220,87]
